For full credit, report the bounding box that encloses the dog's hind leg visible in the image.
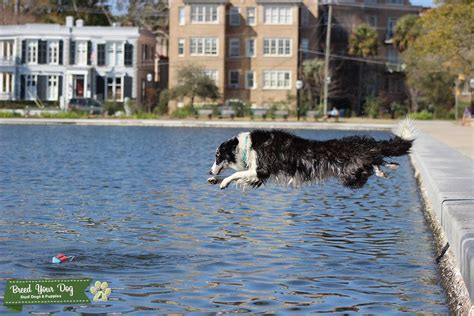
[373,165,387,178]
[220,170,259,189]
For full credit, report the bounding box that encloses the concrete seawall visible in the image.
[409,127,474,314]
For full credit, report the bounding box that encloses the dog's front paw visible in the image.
[208,177,219,185]
[220,179,230,190]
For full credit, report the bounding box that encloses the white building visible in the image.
[0,17,156,108]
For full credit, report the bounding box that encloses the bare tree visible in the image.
[115,0,169,38]
[301,58,345,110]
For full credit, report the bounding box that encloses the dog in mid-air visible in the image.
[208,120,414,190]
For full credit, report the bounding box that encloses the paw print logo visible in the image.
[90,281,112,302]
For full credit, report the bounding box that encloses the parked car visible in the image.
[68,98,104,114]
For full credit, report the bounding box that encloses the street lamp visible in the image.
[296,79,304,121]
[146,73,153,113]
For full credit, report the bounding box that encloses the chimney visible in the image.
[76,19,84,27]
[65,16,74,28]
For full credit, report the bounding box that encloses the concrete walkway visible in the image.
[414,120,474,159]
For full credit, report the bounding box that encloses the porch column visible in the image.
[0,41,3,60]
[0,73,3,95]
[5,73,10,94]
[11,73,15,100]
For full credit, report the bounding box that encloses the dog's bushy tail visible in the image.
[381,119,416,157]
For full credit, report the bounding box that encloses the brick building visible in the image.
[168,0,318,111]
[319,0,423,114]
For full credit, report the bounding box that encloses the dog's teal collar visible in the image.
[242,134,249,168]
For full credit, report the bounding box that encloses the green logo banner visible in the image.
[3,278,91,312]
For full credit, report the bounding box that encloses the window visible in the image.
[367,15,377,27]
[204,70,218,83]
[106,42,124,66]
[124,43,133,66]
[386,46,400,64]
[229,38,240,57]
[246,38,256,57]
[190,37,218,56]
[27,40,37,63]
[263,38,291,56]
[107,76,123,101]
[387,0,403,4]
[97,44,106,66]
[300,38,309,59]
[229,70,239,88]
[26,75,37,100]
[47,41,59,64]
[178,38,185,56]
[191,5,218,23]
[245,71,256,89]
[229,7,240,26]
[47,75,58,100]
[76,41,87,65]
[264,6,292,24]
[263,70,291,89]
[179,7,185,25]
[116,43,123,65]
[387,17,397,39]
[301,7,309,26]
[247,7,256,25]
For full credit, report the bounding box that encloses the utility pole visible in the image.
[323,2,332,117]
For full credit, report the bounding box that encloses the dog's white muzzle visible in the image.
[210,161,224,175]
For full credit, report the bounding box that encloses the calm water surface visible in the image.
[0,125,446,314]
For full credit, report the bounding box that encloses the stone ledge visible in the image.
[411,131,474,304]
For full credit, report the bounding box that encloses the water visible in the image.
[0,125,446,314]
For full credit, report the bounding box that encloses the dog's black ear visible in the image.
[228,137,239,147]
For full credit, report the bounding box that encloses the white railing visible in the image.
[0,56,16,66]
[0,92,13,100]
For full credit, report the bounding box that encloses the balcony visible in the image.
[0,92,13,100]
[385,62,405,73]
[0,56,17,66]
[385,31,394,44]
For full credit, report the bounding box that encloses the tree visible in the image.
[348,23,378,58]
[348,23,379,114]
[115,0,168,38]
[392,15,420,53]
[392,15,421,112]
[409,3,472,76]
[402,2,473,116]
[172,64,220,109]
[301,58,344,111]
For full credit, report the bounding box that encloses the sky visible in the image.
[410,0,435,7]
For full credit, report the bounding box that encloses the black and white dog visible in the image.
[208,121,414,189]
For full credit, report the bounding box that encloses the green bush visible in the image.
[410,110,433,120]
[172,106,196,118]
[390,101,408,119]
[104,101,124,115]
[0,111,22,118]
[364,96,384,118]
[155,89,171,115]
[229,100,251,117]
[0,100,59,109]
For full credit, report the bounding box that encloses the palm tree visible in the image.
[392,15,420,53]
[348,23,379,115]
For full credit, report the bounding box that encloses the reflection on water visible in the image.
[0,126,446,314]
